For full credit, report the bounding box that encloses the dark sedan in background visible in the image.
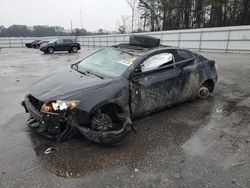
[33,40,49,49]
[25,40,41,48]
[40,38,81,54]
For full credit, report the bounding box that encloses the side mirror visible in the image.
[134,67,142,73]
[54,42,57,45]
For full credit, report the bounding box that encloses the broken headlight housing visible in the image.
[41,100,80,114]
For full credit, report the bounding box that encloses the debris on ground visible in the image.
[216,108,223,113]
[65,171,73,178]
[44,147,57,155]
[1,171,6,175]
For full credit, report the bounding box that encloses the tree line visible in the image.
[1,0,249,37]
[0,25,66,37]
[0,25,105,37]
[136,0,250,32]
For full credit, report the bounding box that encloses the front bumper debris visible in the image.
[22,94,133,144]
[22,95,77,140]
[70,118,132,145]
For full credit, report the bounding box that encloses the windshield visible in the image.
[48,39,57,44]
[78,47,136,77]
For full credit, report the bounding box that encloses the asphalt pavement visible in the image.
[0,47,249,188]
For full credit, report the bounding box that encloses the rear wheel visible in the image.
[47,47,54,54]
[198,86,210,99]
[72,46,78,53]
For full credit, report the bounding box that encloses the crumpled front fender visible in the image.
[70,118,133,145]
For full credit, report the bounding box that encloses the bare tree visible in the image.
[117,15,130,34]
[139,0,161,31]
[127,0,138,32]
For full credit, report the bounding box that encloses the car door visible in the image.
[130,52,185,117]
[54,39,65,51]
[175,49,200,99]
[63,39,73,51]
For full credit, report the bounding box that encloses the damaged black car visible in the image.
[22,35,217,145]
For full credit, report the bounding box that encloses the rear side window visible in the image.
[63,39,74,43]
[177,50,194,61]
[57,39,63,44]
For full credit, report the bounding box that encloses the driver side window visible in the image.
[141,53,174,72]
[56,39,63,44]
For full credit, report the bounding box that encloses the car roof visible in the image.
[112,43,178,56]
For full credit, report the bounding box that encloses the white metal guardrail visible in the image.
[0,25,250,53]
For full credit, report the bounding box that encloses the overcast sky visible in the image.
[0,0,131,31]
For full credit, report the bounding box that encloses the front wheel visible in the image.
[91,113,114,132]
[47,47,54,54]
[90,109,122,132]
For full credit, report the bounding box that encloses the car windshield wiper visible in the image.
[71,64,89,76]
[86,70,104,79]
[115,48,134,56]
[72,64,103,79]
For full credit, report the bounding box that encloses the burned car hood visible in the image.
[30,69,112,102]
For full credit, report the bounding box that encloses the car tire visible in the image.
[91,112,114,132]
[47,47,54,54]
[198,86,210,99]
[72,46,78,53]
[90,109,122,132]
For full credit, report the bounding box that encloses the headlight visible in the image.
[41,103,54,113]
[41,100,80,114]
[52,100,80,111]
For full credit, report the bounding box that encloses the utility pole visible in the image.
[70,21,73,35]
[80,10,83,30]
[132,0,136,33]
[137,8,140,31]
[127,0,137,33]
